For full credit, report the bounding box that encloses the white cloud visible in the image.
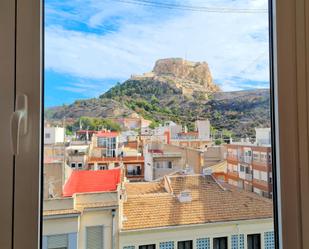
[45,0,270,91]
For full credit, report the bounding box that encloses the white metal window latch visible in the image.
[10,94,28,155]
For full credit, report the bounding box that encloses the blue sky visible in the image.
[45,0,270,107]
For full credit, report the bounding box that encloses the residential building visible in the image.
[66,144,89,170]
[87,156,145,181]
[203,145,226,167]
[255,128,271,146]
[43,157,64,199]
[195,119,211,140]
[144,143,204,181]
[226,144,272,198]
[170,131,212,150]
[76,130,97,141]
[44,127,65,144]
[43,191,119,249]
[44,144,65,160]
[91,130,119,158]
[119,174,274,249]
[166,120,212,149]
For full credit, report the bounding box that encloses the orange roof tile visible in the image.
[43,209,80,217]
[122,175,273,231]
[97,131,119,138]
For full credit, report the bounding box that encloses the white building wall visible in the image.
[255,128,271,145]
[143,145,154,181]
[119,219,274,249]
[44,127,65,144]
[195,120,210,140]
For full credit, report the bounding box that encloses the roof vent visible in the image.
[180,167,194,175]
[203,167,212,176]
[178,190,192,203]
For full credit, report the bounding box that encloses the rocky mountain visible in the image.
[46,58,270,137]
[129,58,219,98]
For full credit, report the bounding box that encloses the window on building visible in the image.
[253,170,260,180]
[240,165,245,172]
[253,152,260,161]
[155,162,162,169]
[78,162,83,168]
[71,162,76,168]
[98,165,107,170]
[168,161,173,169]
[47,234,68,249]
[247,234,261,249]
[86,226,103,249]
[127,165,141,175]
[178,240,192,249]
[213,237,228,249]
[245,167,251,174]
[139,245,156,249]
[261,171,268,181]
[45,133,51,139]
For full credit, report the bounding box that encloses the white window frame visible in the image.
[0,0,309,249]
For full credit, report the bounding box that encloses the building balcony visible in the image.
[226,155,238,163]
[239,172,252,181]
[227,171,239,180]
[253,179,270,191]
[152,152,182,158]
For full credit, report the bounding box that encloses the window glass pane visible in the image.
[43,1,275,249]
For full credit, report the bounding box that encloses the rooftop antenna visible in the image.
[79,118,82,130]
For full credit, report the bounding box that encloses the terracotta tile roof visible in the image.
[43,209,80,217]
[76,130,98,134]
[97,131,119,138]
[125,182,166,196]
[122,175,273,231]
[75,200,118,210]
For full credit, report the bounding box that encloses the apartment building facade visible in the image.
[43,192,119,249]
[91,131,119,158]
[66,145,89,170]
[144,143,204,181]
[87,156,145,181]
[44,127,65,144]
[226,144,272,198]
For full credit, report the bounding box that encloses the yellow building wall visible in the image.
[43,217,79,235]
[79,209,119,249]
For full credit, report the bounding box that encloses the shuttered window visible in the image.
[177,240,192,249]
[47,234,68,249]
[86,226,104,249]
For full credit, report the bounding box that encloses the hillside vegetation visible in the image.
[46,58,270,137]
